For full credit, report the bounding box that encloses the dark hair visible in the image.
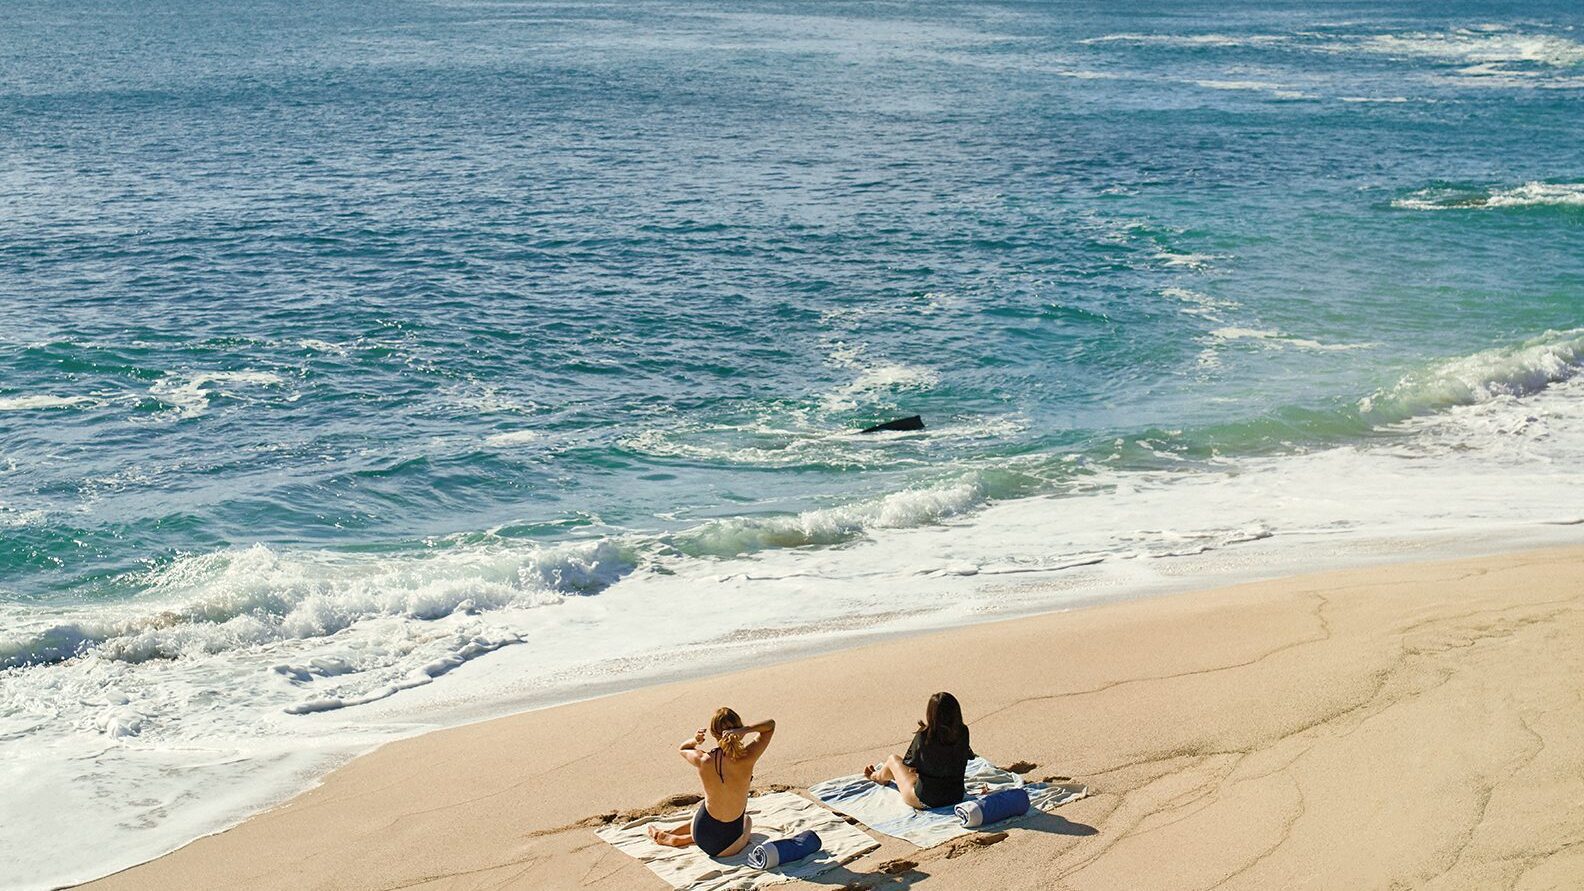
[917,691,965,745]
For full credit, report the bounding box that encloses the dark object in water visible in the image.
[860,415,924,434]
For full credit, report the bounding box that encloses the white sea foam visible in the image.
[621,422,869,469]
[1481,182,1584,207]
[445,383,538,415]
[0,394,98,411]
[844,363,940,394]
[297,338,351,355]
[1393,182,1584,211]
[618,410,893,469]
[149,371,284,418]
[1053,68,1124,81]
[1087,25,1584,87]
[1211,326,1285,342]
[917,291,961,314]
[618,352,945,467]
[1208,327,1376,352]
[280,633,521,714]
[1359,30,1584,69]
[1318,26,1584,87]
[821,354,940,411]
[0,535,642,885]
[1358,328,1584,420]
[0,508,49,528]
[673,476,988,557]
[483,429,540,447]
[1196,79,1286,91]
[619,410,1020,470]
[1082,33,1289,48]
[0,538,631,671]
[1194,80,1318,99]
[1162,287,1239,320]
[1155,250,1224,270]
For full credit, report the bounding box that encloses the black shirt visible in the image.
[901,726,974,808]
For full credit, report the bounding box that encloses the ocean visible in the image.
[2,0,1582,885]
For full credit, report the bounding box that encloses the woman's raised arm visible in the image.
[678,728,709,764]
[741,719,776,757]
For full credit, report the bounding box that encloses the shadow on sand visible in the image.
[800,862,933,889]
[789,809,1096,888]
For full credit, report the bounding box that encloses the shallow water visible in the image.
[2,0,1583,885]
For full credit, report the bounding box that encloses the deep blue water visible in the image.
[4,1,1583,602]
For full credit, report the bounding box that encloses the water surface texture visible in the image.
[2,0,1583,885]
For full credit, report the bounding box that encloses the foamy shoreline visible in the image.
[84,544,1584,890]
[14,420,1584,888]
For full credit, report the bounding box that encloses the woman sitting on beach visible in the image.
[647,707,776,858]
[865,691,973,809]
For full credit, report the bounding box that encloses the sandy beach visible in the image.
[85,545,1584,890]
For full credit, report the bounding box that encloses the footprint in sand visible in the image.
[654,792,703,808]
[574,791,703,829]
[944,831,1009,859]
[878,858,918,875]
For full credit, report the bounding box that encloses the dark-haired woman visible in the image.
[865,691,974,809]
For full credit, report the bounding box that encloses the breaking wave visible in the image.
[1394,182,1584,211]
[1359,329,1584,422]
[0,538,636,670]
[670,475,991,558]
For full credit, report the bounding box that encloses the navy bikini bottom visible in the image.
[691,803,746,857]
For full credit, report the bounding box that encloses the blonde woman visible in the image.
[647,707,776,857]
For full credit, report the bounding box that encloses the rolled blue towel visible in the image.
[955,787,1030,828]
[747,829,821,869]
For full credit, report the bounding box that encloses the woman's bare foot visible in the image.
[865,762,890,785]
[647,824,692,848]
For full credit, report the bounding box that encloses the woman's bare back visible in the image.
[648,716,776,856]
[697,747,758,821]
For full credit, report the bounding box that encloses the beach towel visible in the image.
[595,792,878,891]
[808,757,1089,848]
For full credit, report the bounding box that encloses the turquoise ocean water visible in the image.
[2,1,1583,885]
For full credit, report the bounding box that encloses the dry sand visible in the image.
[87,546,1584,890]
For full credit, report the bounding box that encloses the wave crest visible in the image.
[1359,329,1584,422]
[672,476,989,558]
[1394,182,1584,211]
[0,538,635,670]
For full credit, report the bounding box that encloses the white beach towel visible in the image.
[808,757,1089,848]
[594,791,879,891]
